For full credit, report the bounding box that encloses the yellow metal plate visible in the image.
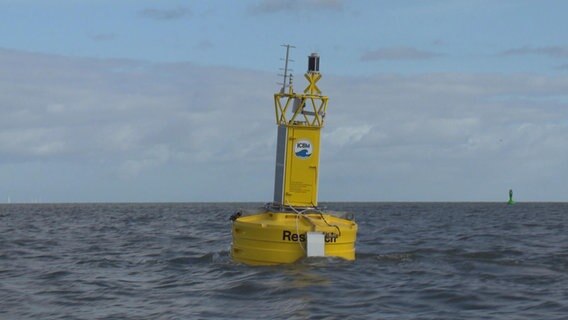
[283,126,321,207]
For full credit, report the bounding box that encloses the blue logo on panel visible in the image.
[294,140,312,159]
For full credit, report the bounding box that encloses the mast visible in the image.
[272,48,329,208]
[278,44,295,93]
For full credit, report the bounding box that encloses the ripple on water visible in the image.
[1,202,568,320]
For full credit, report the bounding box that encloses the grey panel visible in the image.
[273,125,287,204]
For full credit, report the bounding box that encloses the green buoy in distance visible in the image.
[507,189,515,205]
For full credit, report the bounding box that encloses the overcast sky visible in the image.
[1,0,567,203]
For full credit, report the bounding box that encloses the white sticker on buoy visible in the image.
[294,140,312,159]
[307,232,325,257]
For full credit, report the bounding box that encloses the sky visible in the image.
[1,0,567,203]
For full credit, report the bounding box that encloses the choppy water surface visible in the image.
[1,202,567,319]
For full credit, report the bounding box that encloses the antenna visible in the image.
[278,44,295,93]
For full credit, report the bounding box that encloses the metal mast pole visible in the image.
[280,44,295,93]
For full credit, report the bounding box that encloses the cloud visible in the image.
[361,47,442,61]
[432,39,448,46]
[320,72,568,200]
[249,0,343,14]
[0,48,275,166]
[194,40,214,50]
[89,33,116,42]
[138,6,191,20]
[1,48,567,201]
[501,46,568,58]
[325,125,372,147]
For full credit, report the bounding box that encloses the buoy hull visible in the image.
[231,212,357,265]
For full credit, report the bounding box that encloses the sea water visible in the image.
[1,202,567,319]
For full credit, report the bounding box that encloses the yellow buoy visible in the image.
[231,46,358,265]
[232,210,358,265]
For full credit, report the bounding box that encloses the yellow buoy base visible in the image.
[231,211,358,265]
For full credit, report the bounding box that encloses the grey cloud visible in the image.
[249,0,343,14]
[138,6,191,20]
[89,33,117,42]
[361,47,442,61]
[501,46,568,58]
[195,40,214,50]
[1,48,567,201]
[432,39,447,46]
[322,72,568,200]
[0,48,274,166]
